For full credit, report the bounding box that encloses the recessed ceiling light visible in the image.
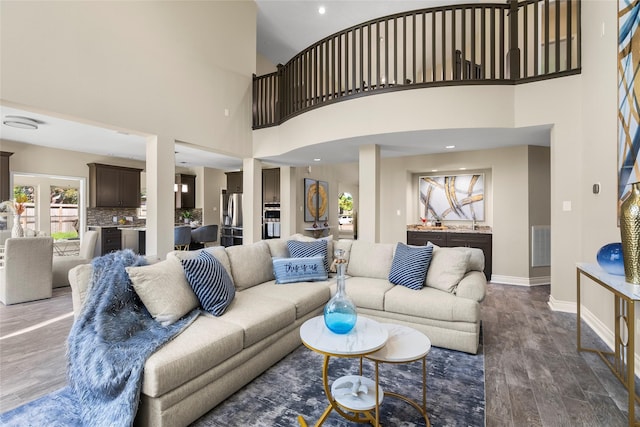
[318,6,326,14]
[313,158,321,162]
[445,145,456,149]
[459,167,467,170]
[431,169,438,172]
[3,116,38,130]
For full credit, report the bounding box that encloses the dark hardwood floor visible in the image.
[0,283,637,426]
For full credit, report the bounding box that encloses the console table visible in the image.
[576,263,640,427]
[407,229,492,280]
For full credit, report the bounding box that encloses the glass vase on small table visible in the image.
[324,249,357,334]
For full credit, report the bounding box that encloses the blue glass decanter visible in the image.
[324,249,357,334]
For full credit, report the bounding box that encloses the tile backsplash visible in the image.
[88,207,202,226]
[87,208,146,226]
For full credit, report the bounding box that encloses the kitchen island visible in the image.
[407,225,492,281]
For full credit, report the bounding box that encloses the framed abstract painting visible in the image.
[418,174,484,221]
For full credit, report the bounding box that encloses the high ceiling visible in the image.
[1,0,548,171]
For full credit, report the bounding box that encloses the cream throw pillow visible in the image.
[425,246,471,293]
[126,257,199,326]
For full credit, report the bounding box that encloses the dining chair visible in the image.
[174,226,192,250]
[52,230,99,288]
[190,224,218,249]
[0,237,53,305]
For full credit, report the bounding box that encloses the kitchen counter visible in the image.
[406,224,492,234]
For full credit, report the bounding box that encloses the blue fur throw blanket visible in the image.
[0,250,199,427]
[66,250,199,426]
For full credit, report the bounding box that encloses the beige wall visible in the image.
[1,0,256,256]
[0,1,256,157]
[528,145,551,279]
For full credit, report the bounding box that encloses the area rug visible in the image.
[192,343,485,427]
[0,342,484,427]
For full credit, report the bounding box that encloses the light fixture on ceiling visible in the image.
[313,158,321,162]
[318,6,326,15]
[445,145,456,149]
[3,115,39,130]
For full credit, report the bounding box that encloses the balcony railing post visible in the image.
[508,0,520,80]
[276,64,284,124]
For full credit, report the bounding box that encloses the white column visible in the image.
[242,158,262,244]
[279,166,295,238]
[145,135,175,259]
[358,144,380,242]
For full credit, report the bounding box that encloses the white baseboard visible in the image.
[490,275,551,286]
[547,295,576,313]
[548,297,640,378]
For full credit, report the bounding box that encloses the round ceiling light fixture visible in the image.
[3,115,39,130]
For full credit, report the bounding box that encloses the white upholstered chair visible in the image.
[52,230,98,288]
[0,237,53,305]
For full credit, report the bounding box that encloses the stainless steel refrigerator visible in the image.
[227,193,243,227]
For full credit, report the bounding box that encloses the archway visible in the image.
[338,192,354,239]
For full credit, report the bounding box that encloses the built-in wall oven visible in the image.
[263,203,280,239]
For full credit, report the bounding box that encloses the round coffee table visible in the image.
[365,323,432,427]
[298,315,388,427]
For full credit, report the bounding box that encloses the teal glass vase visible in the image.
[324,249,357,334]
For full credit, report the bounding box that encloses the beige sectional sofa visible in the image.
[68,235,486,427]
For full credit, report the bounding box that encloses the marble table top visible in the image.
[300,316,388,357]
[365,324,431,363]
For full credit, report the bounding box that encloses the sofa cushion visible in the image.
[142,315,244,397]
[388,243,433,290]
[343,276,394,310]
[225,241,274,291]
[264,238,289,258]
[182,251,235,316]
[287,239,330,273]
[347,241,395,279]
[242,280,331,319]
[273,256,328,284]
[220,292,296,348]
[126,257,199,326]
[466,247,485,272]
[425,246,471,293]
[384,284,480,323]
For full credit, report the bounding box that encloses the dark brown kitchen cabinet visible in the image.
[88,226,122,257]
[226,171,243,193]
[262,168,280,203]
[88,163,142,208]
[407,230,492,280]
[175,173,196,209]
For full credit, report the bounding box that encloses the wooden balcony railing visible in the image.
[253,0,581,129]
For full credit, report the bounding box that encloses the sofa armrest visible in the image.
[68,264,93,318]
[455,271,487,302]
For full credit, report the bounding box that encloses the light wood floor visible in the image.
[0,283,636,426]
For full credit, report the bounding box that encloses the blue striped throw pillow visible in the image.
[388,242,433,290]
[287,239,329,272]
[182,251,235,316]
[273,256,328,284]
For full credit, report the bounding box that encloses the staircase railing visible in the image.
[253,0,581,129]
